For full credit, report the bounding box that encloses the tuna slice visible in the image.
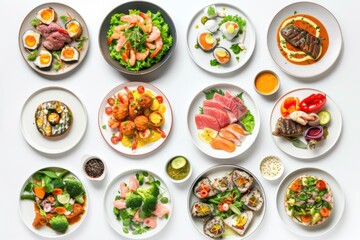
[219,129,241,146]
[203,100,237,123]
[281,24,321,59]
[133,210,143,222]
[144,217,157,228]
[195,114,220,132]
[224,124,248,142]
[213,93,241,120]
[203,107,230,128]
[241,188,264,211]
[225,90,248,120]
[113,199,126,209]
[210,135,236,152]
[128,176,139,192]
[232,170,253,193]
[152,203,170,218]
[120,182,129,198]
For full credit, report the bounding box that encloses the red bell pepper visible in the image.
[300,93,326,113]
[280,97,300,117]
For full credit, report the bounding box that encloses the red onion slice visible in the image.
[304,126,324,141]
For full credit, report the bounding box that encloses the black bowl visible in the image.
[98,1,177,76]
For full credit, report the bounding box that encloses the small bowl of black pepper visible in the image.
[82,155,107,181]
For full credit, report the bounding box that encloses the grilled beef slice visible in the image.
[272,117,305,137]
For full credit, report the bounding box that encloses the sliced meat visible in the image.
[144,216,157,228]
[195,114,220,132]
[203,100,237,123]
[128,176,139,192]
[46,31,72,43]
[152,203,170,218]
[203,107,230,128]
[210,135,236,152]
[281,24,322,59]
[224,90,248,120]
[219,129,241,146]
[42,40,64,51]
[36,22,62,38]
[272,117,305,137]
[133,210,143,223]
[113,199,127,209]
[213,93,241,120]
[241,188,264,211]
[120,182,129,198]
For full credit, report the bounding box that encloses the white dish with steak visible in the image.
[188,165,266,239]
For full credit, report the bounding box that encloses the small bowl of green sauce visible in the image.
[165,156,192,183]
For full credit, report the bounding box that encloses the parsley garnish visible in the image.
[30,18,40,27]
[27,50,38,61]
[230,44,242,54]
[210,59,220,67]
[203,88,225,100]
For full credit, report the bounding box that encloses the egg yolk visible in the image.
[41,9,53,21]
[40,54,51,65]
[25,35,36,47]
[62,48,74,59]
[67,22,79,33]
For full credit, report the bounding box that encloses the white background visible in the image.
[0,0,358,239]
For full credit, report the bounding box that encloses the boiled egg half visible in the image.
[60,46,79,62]
[220,21,240,41]
[23,30,41,50]
[34,50,52,68]
[65,20,82,39]
[36,8,56,25]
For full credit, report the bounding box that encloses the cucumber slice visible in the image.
[57,193,70,204]
[171,156,187,170]
[318,110,331,125]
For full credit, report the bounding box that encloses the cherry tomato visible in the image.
[217,204,225,212]
[105,107,112,115]
[137,86,145,94]
[199,190,208,198]
[320,207,329,217]
[107,97,115,106]
[291,181,302,192]
[222,203,229,211]
[301,215,311,222]
[111,136,120,144]
[155,96,163,103]
[316,179,326,191]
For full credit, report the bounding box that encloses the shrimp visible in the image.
[108,117,120,129]
[145,42,156,49]
[146,26,161,42]
[149,124,166,138]
[121,42,131,62]
[129,49,136,66]
[121,15,143,24]
[139,129,151,139]
[132,131,139,151]
[107,23,134,44]
[112,104,129,120]
[135,48,149,61]
[124,86,134,103]
[289,111,316,125]
[138,12,152,33]
[115,33,127,52]
[150,37,163,58]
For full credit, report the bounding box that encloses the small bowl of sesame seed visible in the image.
[82,155,107,181]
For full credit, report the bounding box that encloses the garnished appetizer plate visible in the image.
[19,167,88,238]
[188,165,266,239]
[19,2,89,76]
[276,167,344,237]
[267,2,342,78]
[104,169,172,239]
[270,88,342,159]
[186,3,256,74]
[98,82,173,156]
[20,86,88,154]
[187,83,260,159]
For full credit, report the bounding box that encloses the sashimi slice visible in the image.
[210,135,236,152]
[195,114,220,132]
[144,216,157,228]
[219,129,241,146]
[203,100,237,123]
[224,90,248,120]
[213,93,241,119]
[120,182,129,198]
[113,199,126,209]
[152,203,170,218]
[203,107,230,128]
[129,176,139,192]
[224,124,248,142]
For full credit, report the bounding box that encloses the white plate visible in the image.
[270,88,342,159]
[267,2,342,78]
[186,3,256,74]
[19,2,89,76]
[103,169,173,239]
[20,86,88,154]
[19,166,89,238]
[276,167,345,237]
[188,165,266,240]
[187,83,260,159]
[98,82,173,156]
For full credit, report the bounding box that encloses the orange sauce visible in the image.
[277,14,329,65]
[255,72,279,95]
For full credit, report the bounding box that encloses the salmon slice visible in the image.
[152,203,170,218]
[128,176,139,192]
[219,129,241,146]
[120,182,129,198]
[210,135,236,152]
[224,124,248,142]
[133,210,143,222]
[113,199,126,209]
[144,216,157,228]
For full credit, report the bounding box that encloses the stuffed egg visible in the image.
[65,20,82,39]
[220,21,240,41]
[213,47,231,64]
[34,50,52,68]
[204,5,217,19]
[36,8,57,24]
[197,31,217,52]
[23,30,41,50]
[60,46,79,62]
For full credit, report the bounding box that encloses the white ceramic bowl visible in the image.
[254,70,280,96]
[259,155,284,181]
[82,155,107,181]
[164,156,192,183]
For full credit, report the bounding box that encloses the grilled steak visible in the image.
[281,24,321,59]
[272,117,305,137]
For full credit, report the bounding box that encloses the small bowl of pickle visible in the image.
[165,156,192,183]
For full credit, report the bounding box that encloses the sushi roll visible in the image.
[241,188,264,211]
[193,177,217,199]
[211,174,233,192]
[204,216,225,239]
[213,47,231,64]
[197,31,217,52]
[232,170,253,193]
[191,202,214,217]
[223,211,254,236]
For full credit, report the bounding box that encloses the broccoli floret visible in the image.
[125,192,142,209]
[49,215,69,232]
[64,179,84,198]
[136,183,159,199]
[75,194,85,204]
[142,195,157,213]
[136,184,159,216]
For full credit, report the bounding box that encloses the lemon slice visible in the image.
[57,193,70,204]
[171,156,187,169]
[227,24,235,34]
[205,33,214,44]
[198,127,218,143]
[216,49,227,58]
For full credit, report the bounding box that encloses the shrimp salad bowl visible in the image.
[99,1,176,75]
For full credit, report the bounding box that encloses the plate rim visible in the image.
[18,2,90,76]
[97,81,173,156]
[187,82,261,159]
[103,168,173,239]
[269,87,342,159]
[19,86,88,154]
[275,167,345,237]
[18,166,89,238]
[187,164,267,240]
[266,1,343,78]
[186,2,256,74]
